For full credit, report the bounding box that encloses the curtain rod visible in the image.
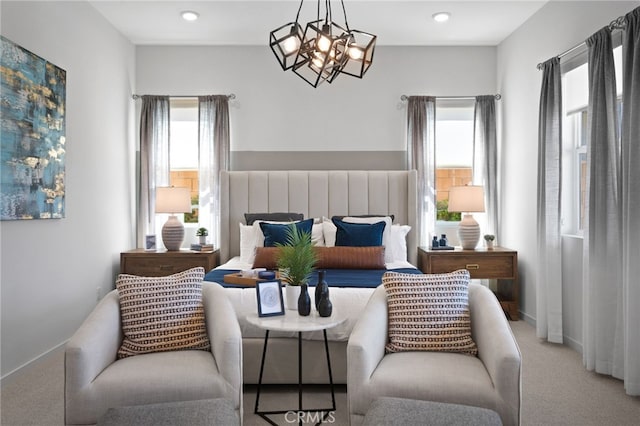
[400,94,501,101]
[131,93,236,100]
[536,14,627,70]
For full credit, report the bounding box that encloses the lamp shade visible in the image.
[155,187,191,214]
[447,185,485,213]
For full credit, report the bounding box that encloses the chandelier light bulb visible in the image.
[283,35,300,54]
[311,56,324,72]
[348,45,364,60]
[317,35,332,52]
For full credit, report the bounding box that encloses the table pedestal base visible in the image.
[254,329,337,426]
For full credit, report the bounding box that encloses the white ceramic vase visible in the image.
[285,285,301,310]
[457,214,480,250]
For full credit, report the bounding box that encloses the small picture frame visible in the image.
[256,280,284,317]
[145,234,156,251]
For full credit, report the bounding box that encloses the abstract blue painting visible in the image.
[1,36,66,220]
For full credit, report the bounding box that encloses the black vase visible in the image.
[315,270,329,311]
[298,283,311,316]
[318,289,333,317]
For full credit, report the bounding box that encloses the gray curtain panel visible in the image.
[620,6,640,395]
[583,27,624,379]
[138,95,170,247]
[535,57,563,343]
[473,95,498,237]
[198,95,230,248]
[406,96,436,246]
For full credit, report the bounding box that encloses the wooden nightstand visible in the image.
[418,246,519,320]
[120,249,220,277]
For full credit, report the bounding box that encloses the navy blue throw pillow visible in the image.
[259,219,314,247]
[332,218,386,247]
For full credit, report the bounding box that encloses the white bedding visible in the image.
[208,257,416,341]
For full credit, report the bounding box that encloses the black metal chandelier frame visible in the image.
[269,0,377,88]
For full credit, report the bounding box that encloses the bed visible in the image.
[206,170,419,384]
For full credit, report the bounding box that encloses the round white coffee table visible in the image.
[246,311,346,426]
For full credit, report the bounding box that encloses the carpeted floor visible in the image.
[1,320,639,425]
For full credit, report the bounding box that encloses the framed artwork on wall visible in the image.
[0,36,66,220]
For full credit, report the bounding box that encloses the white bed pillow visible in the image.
[322,217,337,247]
[312,222,325,246]
[388,224,411,263]
[239,223,258,264]
[342,216,393,263]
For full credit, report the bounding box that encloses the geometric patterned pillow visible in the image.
[382,269,477,355]
[115,267,210,359]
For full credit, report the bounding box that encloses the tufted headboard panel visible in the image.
[219,170,418,265]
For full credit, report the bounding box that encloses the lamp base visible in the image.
[161,215,184,251]
[458,214,480,250]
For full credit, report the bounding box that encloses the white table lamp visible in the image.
[155,186,191,251]
[448,185,485,250]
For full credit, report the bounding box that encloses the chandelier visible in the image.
[269,0,377,88]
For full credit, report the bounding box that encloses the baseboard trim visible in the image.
[564,335,583,354]
[515,311,584,355]
[520,310,536,326]
[0,340,67,386]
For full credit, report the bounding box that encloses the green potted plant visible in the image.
[484,234,495,250]
[276,225,317,312]
[196,227,208,244]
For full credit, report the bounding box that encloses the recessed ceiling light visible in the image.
[181,11,199,22]
[432,12,450,23]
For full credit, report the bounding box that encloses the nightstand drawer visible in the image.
[120,250,219,277]
[427,255,516,279]
[418,247,519,320]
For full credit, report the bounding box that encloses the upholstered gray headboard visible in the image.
[219,170,418,266]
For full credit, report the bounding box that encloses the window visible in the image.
[154,98,199,239]
[434,99,475,244]
[435,99,474,219]
[561,45,623,235]
[169,99,199,224]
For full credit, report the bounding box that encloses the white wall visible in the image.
[496,1,637,328]
[136,45,497,154]
[0,1,136,377]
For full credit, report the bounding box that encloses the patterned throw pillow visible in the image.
[116,267,210,359]
[382,270,478,355]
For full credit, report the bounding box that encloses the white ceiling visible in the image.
[88,0,549,46]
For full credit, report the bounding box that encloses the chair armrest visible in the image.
[347,285,388,394]
[65,290,122,393]
[203,282,243,393]
[469,283,522,425]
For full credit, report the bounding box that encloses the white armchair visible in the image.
[347,283,521,426]
[65,282,242,425]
